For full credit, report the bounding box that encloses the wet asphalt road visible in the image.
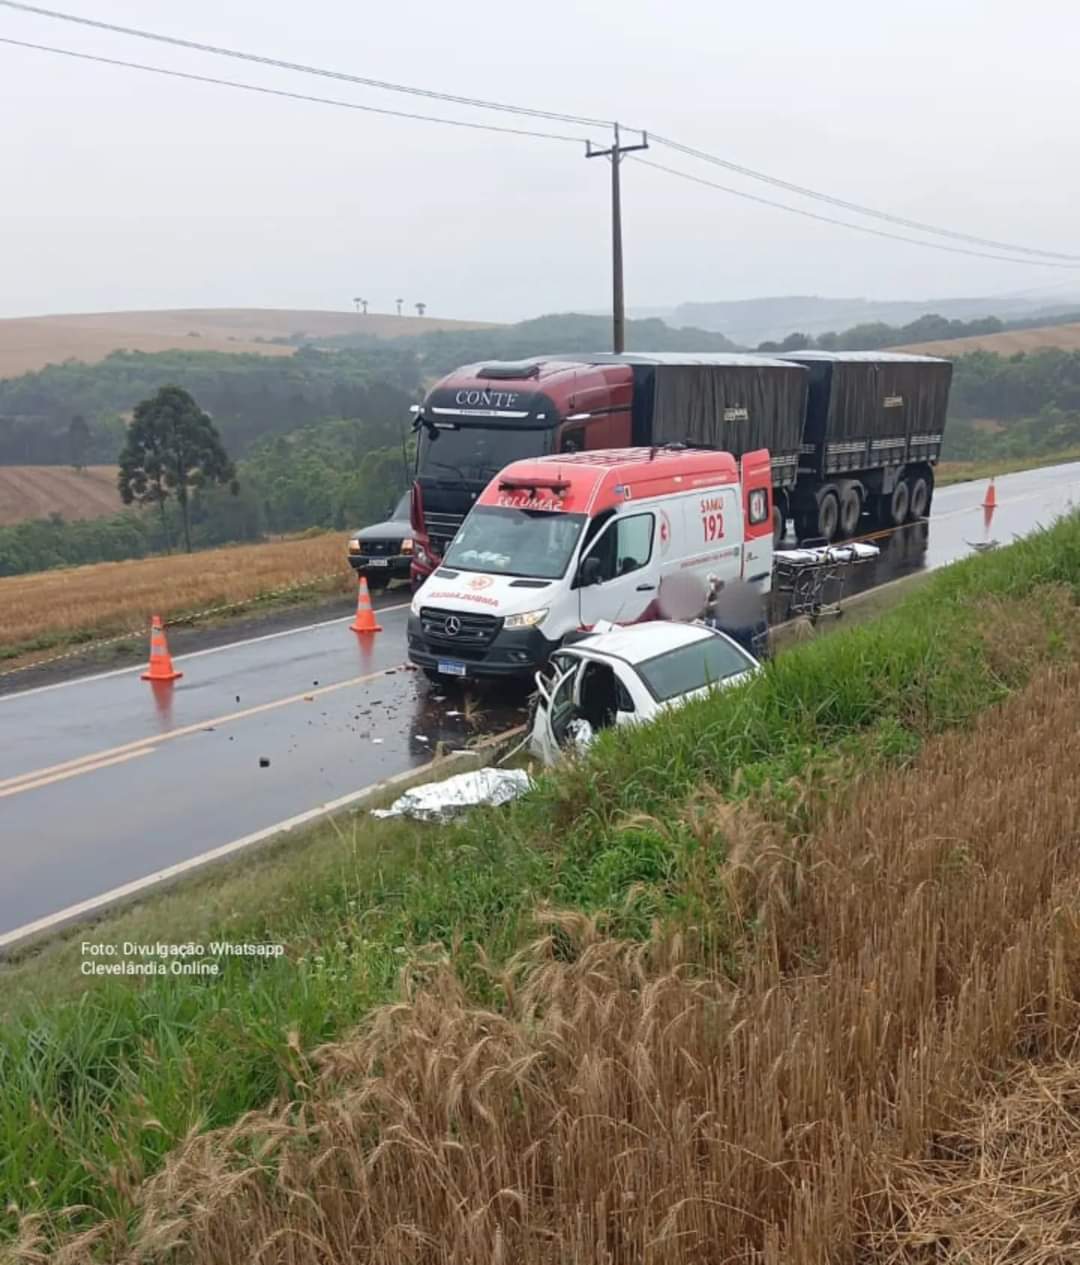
[2,461,1078,945]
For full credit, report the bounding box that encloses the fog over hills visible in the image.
[629,294,1080,346]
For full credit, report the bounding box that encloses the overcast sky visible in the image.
[2,0,1079,321]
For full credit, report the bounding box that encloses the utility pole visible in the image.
[587,123,648,354]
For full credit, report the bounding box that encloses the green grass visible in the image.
[2,514,1080,1235]
[936,445,1080,486]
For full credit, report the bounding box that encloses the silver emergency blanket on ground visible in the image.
[774,541,880,566]
[371,767,533,822]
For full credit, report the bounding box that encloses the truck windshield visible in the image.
[417,424,550,482]
[443,507,587,580]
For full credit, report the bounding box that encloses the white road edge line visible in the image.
[0,726,524,954]
[0,601,412,703]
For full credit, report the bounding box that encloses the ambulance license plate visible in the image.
[437,659,467,677]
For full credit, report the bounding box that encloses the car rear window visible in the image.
[636,636,754,702]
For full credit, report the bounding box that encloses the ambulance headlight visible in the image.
[503,607,549,630]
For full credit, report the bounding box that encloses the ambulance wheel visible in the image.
[815,490,840,543]
[887,479,910,527]
[907,474,930,521]
[837,485,862,538]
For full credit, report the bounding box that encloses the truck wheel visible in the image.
[838,485,862,538]
[366,574,388,592]
[887,479,910,527]
[907,475,930,521]
[815,491,840,543]
[772,504,785,548]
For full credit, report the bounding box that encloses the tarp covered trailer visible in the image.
[582,352,808,492]
[779,351,953,478]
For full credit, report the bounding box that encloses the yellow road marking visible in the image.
[0,663,407,794]
[0,748,154,800]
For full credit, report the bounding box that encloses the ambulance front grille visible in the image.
[419,606,502,649]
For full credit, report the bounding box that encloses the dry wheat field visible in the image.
[0,533,351,655]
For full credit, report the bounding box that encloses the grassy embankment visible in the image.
[0,531,353,668]
[936,444,1080,486]
[2,514,1080,1261]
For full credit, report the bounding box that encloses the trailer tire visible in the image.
[887,479,910,527]
[838,484,862,538]
[907,474,930,521]
[815,490,840,543]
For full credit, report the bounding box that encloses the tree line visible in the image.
[0,400,411,577]
[3,332,1080,578]
[757,312,1010,353]
[756,309,1080,354]
[0,346,420,467]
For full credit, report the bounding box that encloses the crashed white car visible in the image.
[528,621,761,765]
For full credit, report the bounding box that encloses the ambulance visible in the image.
[406,445,774,680]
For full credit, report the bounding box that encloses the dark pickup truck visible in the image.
[346,493,414,589]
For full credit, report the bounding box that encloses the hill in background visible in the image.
[644,293,1080,346]
[900,321,1080,357]
[0,308,497,379]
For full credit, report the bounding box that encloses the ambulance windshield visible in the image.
[443,507,587,580]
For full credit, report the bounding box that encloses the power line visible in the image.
[0,0,612,128]
[6,0,1075,266]
[0,38,592,143]
[632,156,1080,270]
[650,134,1080,263]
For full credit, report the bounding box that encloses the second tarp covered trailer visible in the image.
[778,351,953,479]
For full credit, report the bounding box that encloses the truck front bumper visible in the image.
[348,553,412,580]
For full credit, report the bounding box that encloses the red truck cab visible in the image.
[410,358,637,583]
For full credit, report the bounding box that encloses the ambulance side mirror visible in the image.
[579,555,603,588]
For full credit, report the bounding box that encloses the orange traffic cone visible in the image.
[350,576,383,634]
[983,478,997,510]
[141,615,182,682]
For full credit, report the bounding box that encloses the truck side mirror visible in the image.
[579,555,603,588]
